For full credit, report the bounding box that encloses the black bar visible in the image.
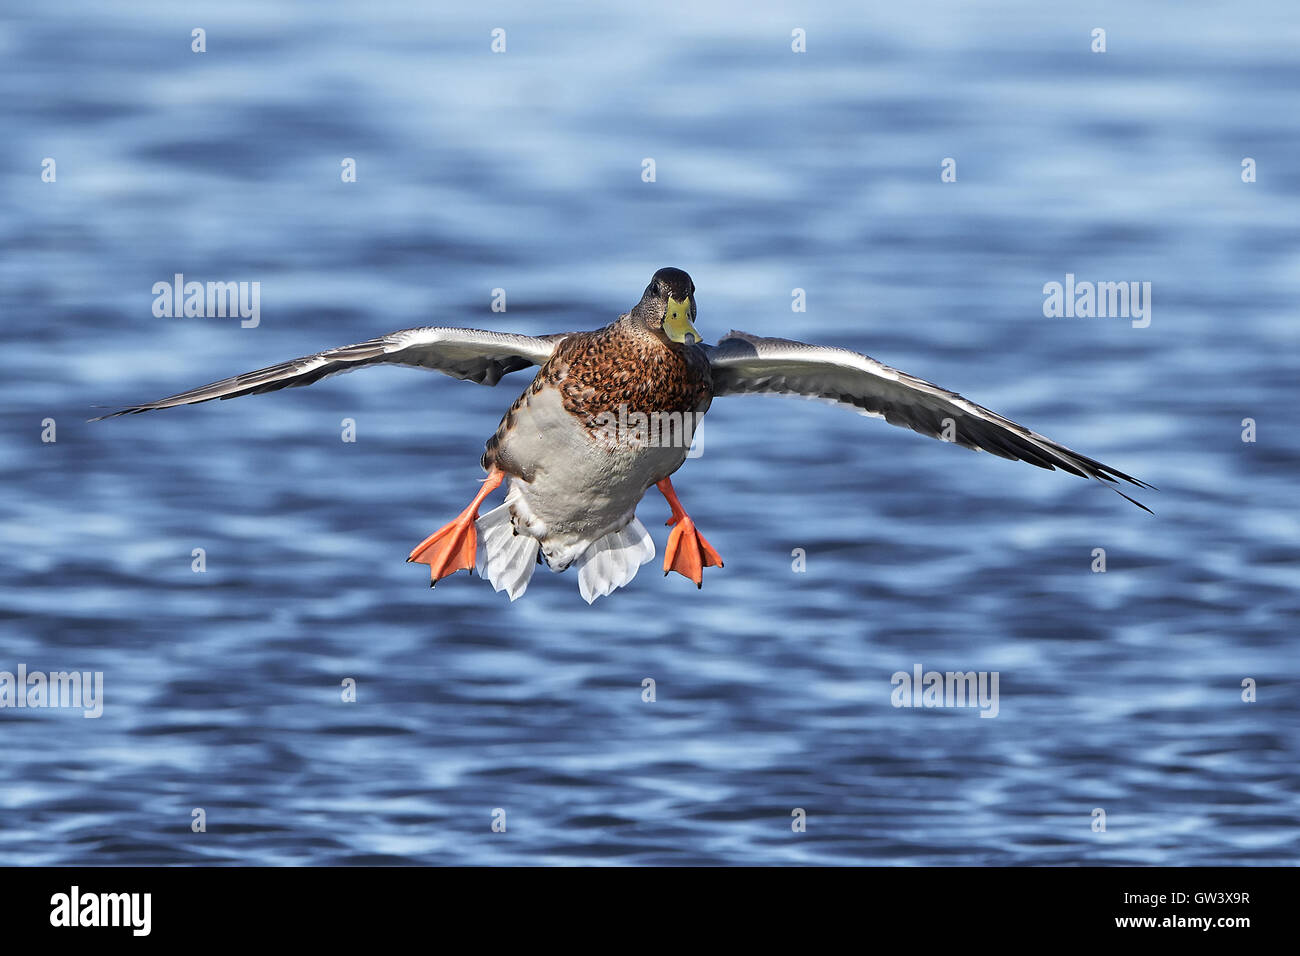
[0,866,1280,940]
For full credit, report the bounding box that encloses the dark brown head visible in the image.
[630,267,701,346]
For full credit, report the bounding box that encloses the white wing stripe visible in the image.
[706,330,1151,505]
[92,327,566,419]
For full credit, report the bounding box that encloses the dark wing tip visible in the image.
[1094,462,1155,491]
[89,402,197,421]
[1114,486,1154,514]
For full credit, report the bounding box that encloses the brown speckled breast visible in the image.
[481,317,713,473]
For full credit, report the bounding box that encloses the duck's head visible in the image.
[633,267,702,346]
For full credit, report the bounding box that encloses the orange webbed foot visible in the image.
[408,469,504,587]
[662,515,724,588]
[407,516,480,585]
[656,476,723,588]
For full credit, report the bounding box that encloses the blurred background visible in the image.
[0,0,1296,864]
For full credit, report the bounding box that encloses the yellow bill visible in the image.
[664,295,702,345]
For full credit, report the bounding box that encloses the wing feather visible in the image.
[92,327,568,420]
[706,330,1152,507]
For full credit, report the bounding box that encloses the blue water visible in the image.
[1,0,1297,865]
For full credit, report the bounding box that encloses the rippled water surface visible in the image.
[1,1,1298,865]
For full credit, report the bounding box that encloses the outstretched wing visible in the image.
[92,327,568,420]
[705,330,1152,509]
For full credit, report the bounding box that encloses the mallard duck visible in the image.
[94,267,1151,602]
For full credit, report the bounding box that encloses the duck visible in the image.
[94,267,1151,602]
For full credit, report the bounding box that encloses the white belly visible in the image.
[492,386,704,570]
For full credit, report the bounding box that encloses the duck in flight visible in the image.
[95,267,1151,602]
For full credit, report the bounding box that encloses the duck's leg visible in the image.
[656,476,723,588]
[408,468,505,586]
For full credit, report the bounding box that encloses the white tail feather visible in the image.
[475,500,539,601]
[575,517,656,604]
